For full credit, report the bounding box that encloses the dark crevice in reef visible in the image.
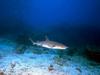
[85,46,100,63]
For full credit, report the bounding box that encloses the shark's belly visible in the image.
[42,44,52,48]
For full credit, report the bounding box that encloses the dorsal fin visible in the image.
[45,36,49,41]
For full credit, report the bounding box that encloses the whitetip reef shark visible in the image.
[29,36,68,50]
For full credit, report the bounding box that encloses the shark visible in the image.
[29,36,68,50]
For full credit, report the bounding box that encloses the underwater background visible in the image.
[0,0,100,75]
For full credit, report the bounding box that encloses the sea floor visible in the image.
[0,39,100,75]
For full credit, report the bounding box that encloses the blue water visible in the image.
[0,0,100,74]
[0,0,100,57]
[0,0,100,45]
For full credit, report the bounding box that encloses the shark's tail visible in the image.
[29,38,36,45]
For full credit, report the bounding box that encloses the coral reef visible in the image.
[15,45,27,54]
[48,64,54,71]
[0,38,99,75]
[0,71,4,75]
[85,46,100,63]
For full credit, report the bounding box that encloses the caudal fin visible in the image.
[29,38,36,45]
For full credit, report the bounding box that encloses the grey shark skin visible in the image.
[29,37,68,50]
